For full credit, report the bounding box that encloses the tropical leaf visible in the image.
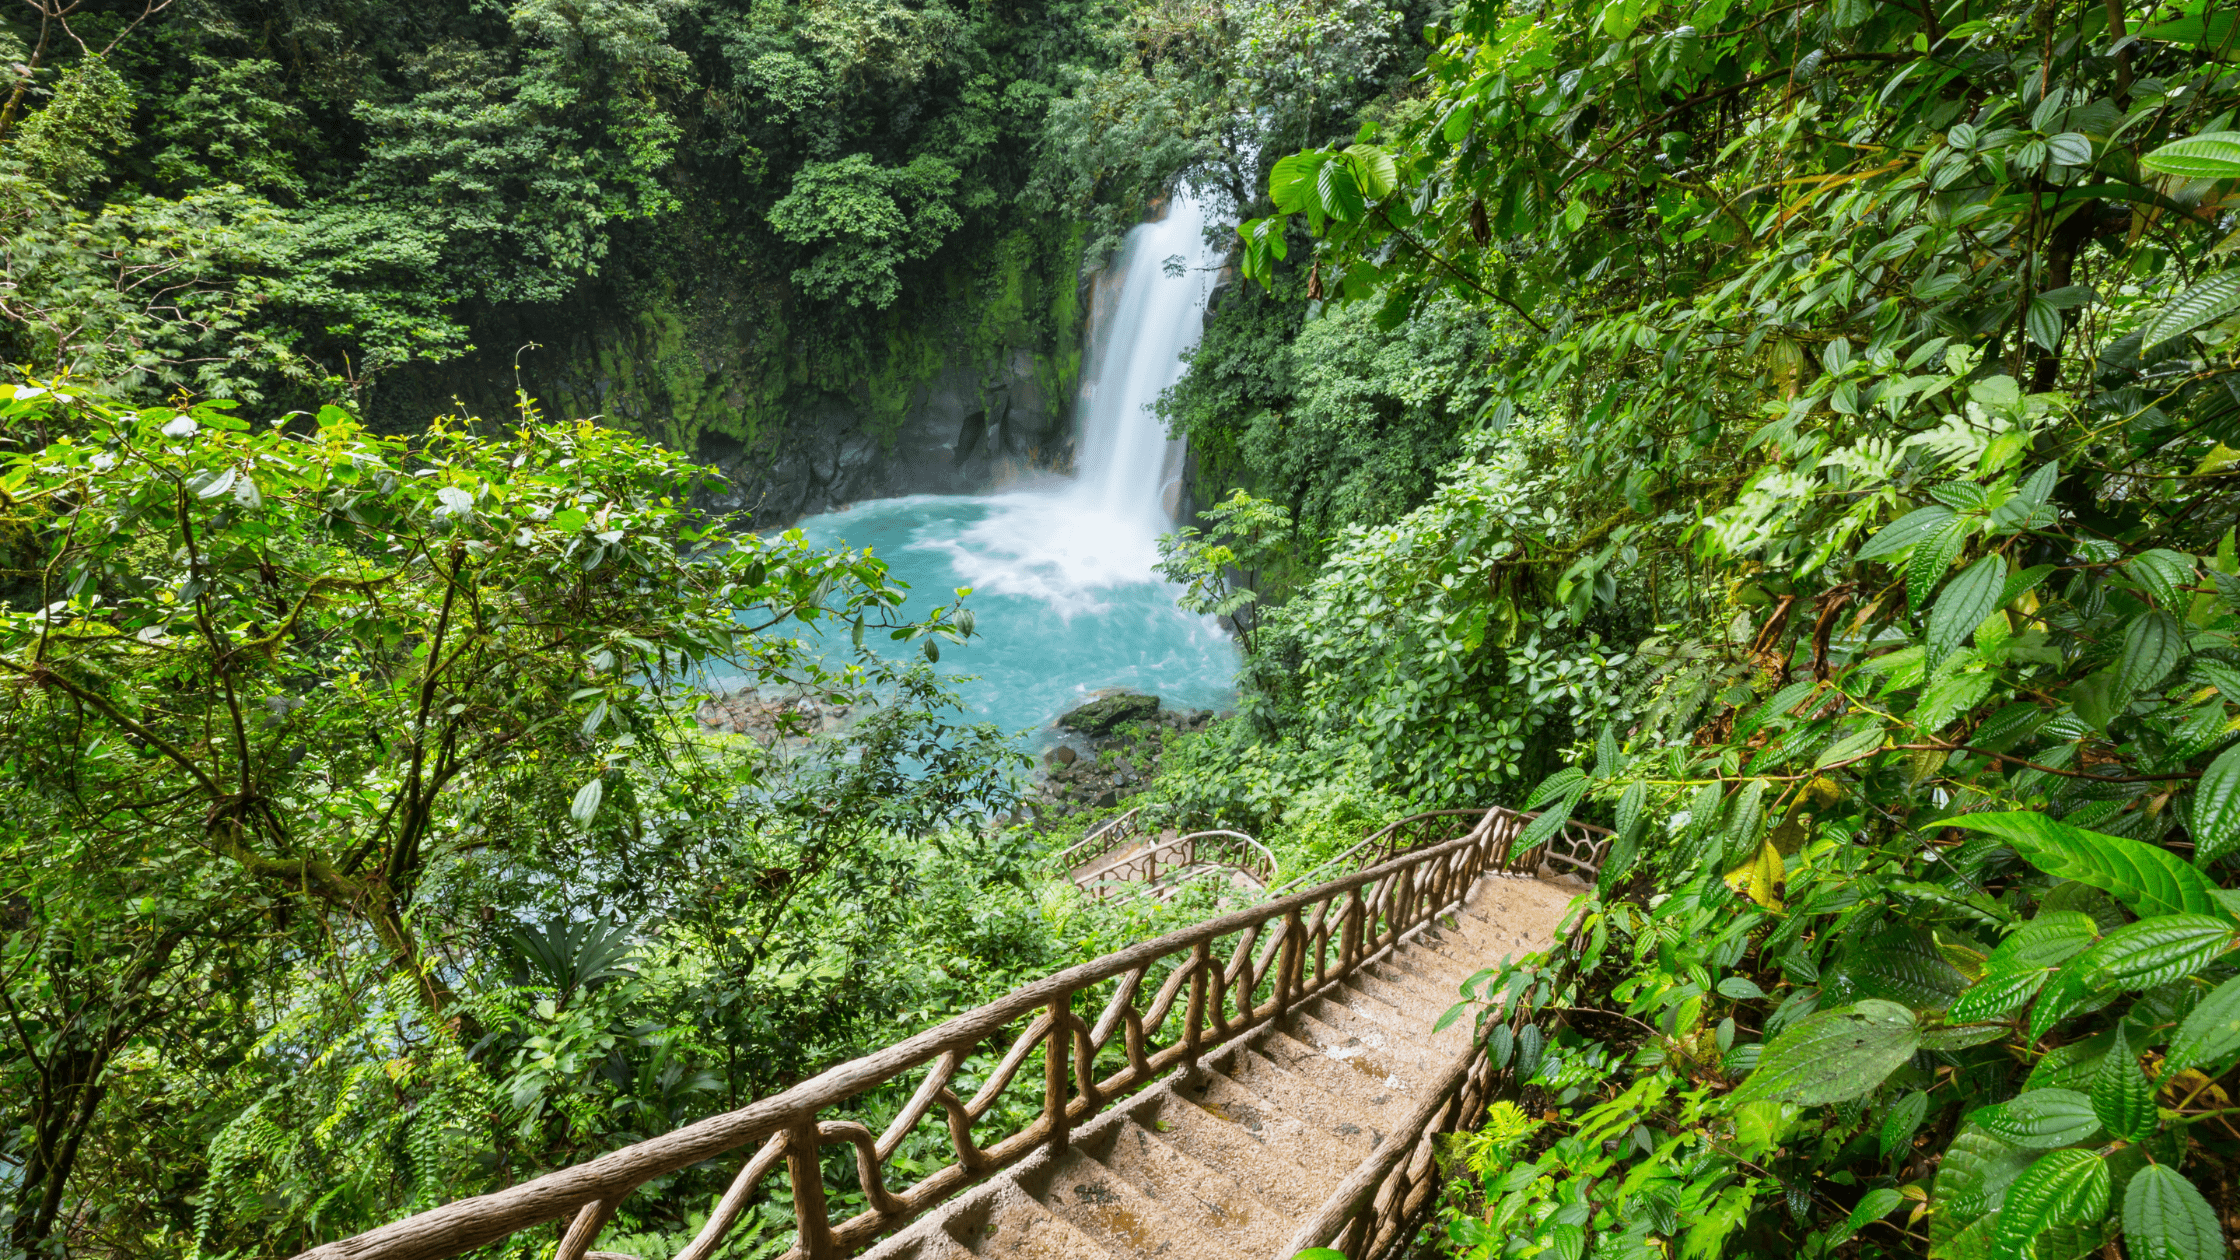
[1942,813,2223,919]
[1989,1149,2110,1260]
[1929,555,2007,667]
[2123,1164,2226,1260]
[1856,505,1958,560]
[2141,131,2240,180]
[2141,271,2240,349]
[1882,1089,1929,1156]
[1730,999,1919,1106]
[1909,517,1973,610]
[1986,912,2100,972]
[2164,973,2240,1077]
[2073,915,2236,991]
[2119,610,2186,696]
[2191,742,2240,864]
[2128,549,2199,609]
[2089,1027,2157,1143]
[1974,1089,2102,1149]
[1949,968,2052,1022]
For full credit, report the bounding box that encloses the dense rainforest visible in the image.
[13,0,2240,1257]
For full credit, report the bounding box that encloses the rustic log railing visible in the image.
[1268,808,1491,897]
[1081,828,1277,902]
[1283,836,1614,1260]
[1047,805,1144,875]
[294,805,1612,1260]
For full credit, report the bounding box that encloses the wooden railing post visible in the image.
[1183,942,1209,1068]
[787,1119,837,1260]
[1275,909,1303,1019]
[1046,993,1072,1154]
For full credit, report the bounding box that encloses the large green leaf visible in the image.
[1943,814,2224,919]
[1828,926,1969,1008]
[1730,998,1919,1106]
[1950,968,2052,1022]
[2142,272,2240,349]
[1975,1089,2102,1149]
[1882,1089,1930,1156]
[1856,505,1958,560]
[2075,915,2236,991]
[1615,780,1647,841]
[2123,1164,2225,1260]
[2142,131,2240,180]
[1990,1149,2111,1260]
[2120,610,2187,696]
[1987,912,2101,973]
[1316,157,1366,222]
[2191,742,2240,865]
[1910,517,1974,611]
[1916,670,1998,734]
[2089,1026,2157,1143]
[2030,952,2106,1042]
[1929,555,2007,667]
[1935,1124,2038,1232]
[2164,974,2240,1077]
[1269,152,1323,213]
[2127,550,2199,609]
[1344,143,1398,198]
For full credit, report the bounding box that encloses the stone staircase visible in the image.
[858,873,1577,1260]
[295,808,1614,1260]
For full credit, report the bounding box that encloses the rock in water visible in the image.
[1057,692,1160,735]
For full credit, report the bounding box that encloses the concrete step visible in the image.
[1128,1090,1324,1219]
[1251,1029,1429,1135]
[1026,1148,1229,1260]
[1218,1046,1393,1162]
[1284,1003,1444,1074]
[1088,1119,1295,1258]
[953,1185,1122,1260]
[1175,1063,1365,1173]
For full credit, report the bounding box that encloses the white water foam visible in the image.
[756,193,1240,734]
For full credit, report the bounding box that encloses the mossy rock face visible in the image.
[1057,693,1159,735]
[373,218,1092,528]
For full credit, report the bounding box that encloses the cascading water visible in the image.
[729,195,1240,736]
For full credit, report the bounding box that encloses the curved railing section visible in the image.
[1048,806,1144,875]
[295,806,1609,1260]
[1082,829,1278,903]
[1268,808,1492,898]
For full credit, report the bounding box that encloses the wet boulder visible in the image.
[1058,692,1160,736]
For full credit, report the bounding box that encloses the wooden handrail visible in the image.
[295,805,1597,1260]
[1048,806,1144,871]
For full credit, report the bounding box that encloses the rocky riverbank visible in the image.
[694,689,853,740]
[1019,692,1218,827]
[693,685,1225,827]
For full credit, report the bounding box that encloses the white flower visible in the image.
[160,417,199,439]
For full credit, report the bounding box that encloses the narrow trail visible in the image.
[866,873,1582,1260]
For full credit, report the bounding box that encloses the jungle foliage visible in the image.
[1154,0,2240,1254]
[0,383,1072,1256]
[0,0,1117,412]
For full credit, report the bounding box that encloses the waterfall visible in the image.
[1072,194,1222,533]
[763,193,1240,735]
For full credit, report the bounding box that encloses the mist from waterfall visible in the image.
[749,194,1240,736]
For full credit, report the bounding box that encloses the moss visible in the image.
[378,214,1091,473]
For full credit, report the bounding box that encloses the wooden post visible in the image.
[1274,910,1302,1020]
[1183,942,1209,1068]
[1340,890,1362,969]
[555,1198,614,1260]
[1046,992,1072,1154]
[787,1120,837,1260]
